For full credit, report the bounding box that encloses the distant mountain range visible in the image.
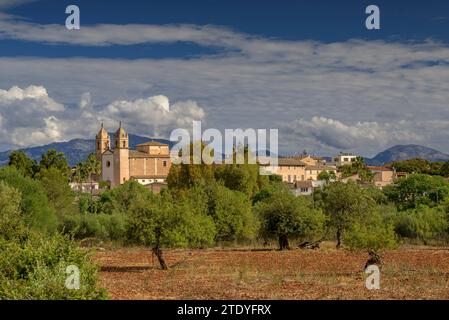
[0,134,173,167]
[365,144,449,166]
[1,138,448,168]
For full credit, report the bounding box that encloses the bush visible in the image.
[0,233,107,299]
[59,213,127,242]
[206,184,256,242]
[344,209,398,253]
[394,206,448,243]
[0,166,58,234]
[254,183,326,250]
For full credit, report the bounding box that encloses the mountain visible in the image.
[0,134,173,167]
[366,144,449,165]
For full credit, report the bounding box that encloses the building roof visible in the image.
[367,166,393,172]
[136,141,168,147]
[129,150,170,158]
[294,181,314,189]
[131,175,167,179]
[305,165,335,171]
[276,158,307,166]
[96,123,109,139]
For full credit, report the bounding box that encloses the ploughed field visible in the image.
[93,244,449,299]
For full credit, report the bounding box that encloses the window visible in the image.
[293,175,297,181]
[106,161,111,168]
[163,160,167,167]
[122,141,126,148]
[288,175,291,182]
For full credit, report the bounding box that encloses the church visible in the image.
[95,123,171,188]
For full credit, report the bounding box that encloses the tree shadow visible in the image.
[100,265,156,272]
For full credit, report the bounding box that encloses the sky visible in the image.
[1,0,449,156]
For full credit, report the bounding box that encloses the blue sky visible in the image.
[1,0,449,156]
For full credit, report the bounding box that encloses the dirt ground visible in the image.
[93,244,449,300]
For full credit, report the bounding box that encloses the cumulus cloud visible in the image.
[283,116,449,156]
[0,85,206,148]
[98,95,205,137]
[2,13,449,154]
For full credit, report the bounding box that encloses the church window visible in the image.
[163,161,167,167]
[106,161,111,168]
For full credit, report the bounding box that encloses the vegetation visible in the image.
[3,147,449,298]
[339,156,374,182]
[254,183,326,250]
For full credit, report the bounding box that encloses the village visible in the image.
[70,123,407,197]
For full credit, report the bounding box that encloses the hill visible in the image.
[366,144,449,165]
[0,134,173,167]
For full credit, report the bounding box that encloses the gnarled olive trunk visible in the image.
[364,250,383,270]
[152,246,168,270]
[336,228,342,249]
[278,234,290,250]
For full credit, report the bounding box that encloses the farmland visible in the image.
[94,244,449,300]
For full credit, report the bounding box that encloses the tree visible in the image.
[35,167,77,216]
[8,151,38,178]
[344,209,397,268]
[322,181,374,248]
[100,180,151,215]
[39,149,70,176]
[339,156,373,182]
[214,146,268,198]
[317,170,336,182]
[0,181,27,241]
[384,174,449,210]
[439,161,449,177]
[167,142,215,196]
[0,166,57,234]
[126,191,215,270]
[206,184,256,242]
[389,158,431,174]
[254,183,326,250]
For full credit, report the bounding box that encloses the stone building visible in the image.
[95,123,171,188]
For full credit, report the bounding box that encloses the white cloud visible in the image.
[1,14,449,154]
[98,95,205,138]
[0,0,36,9]
[0,85,206,148]
[282,116,449,157]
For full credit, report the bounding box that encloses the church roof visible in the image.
[136,141,168,147]
[96,123,109,139]
[115,122,128,138]
[129,150,170,158]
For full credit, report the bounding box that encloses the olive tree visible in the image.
[254,183,326,250]
[322,181,374,249]
[127,190,216,270]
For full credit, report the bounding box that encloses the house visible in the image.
[261,156,336,182]
[367,166,395,188]
[291,180,314,196]
[332,152,358,166]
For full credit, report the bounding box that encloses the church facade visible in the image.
[95,123,171,188]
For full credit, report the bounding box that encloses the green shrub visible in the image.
[394,206,448,243]
[0,233,107,299]
[59,213,127,242]
[344,209,398,253]
[0,166,57,234]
